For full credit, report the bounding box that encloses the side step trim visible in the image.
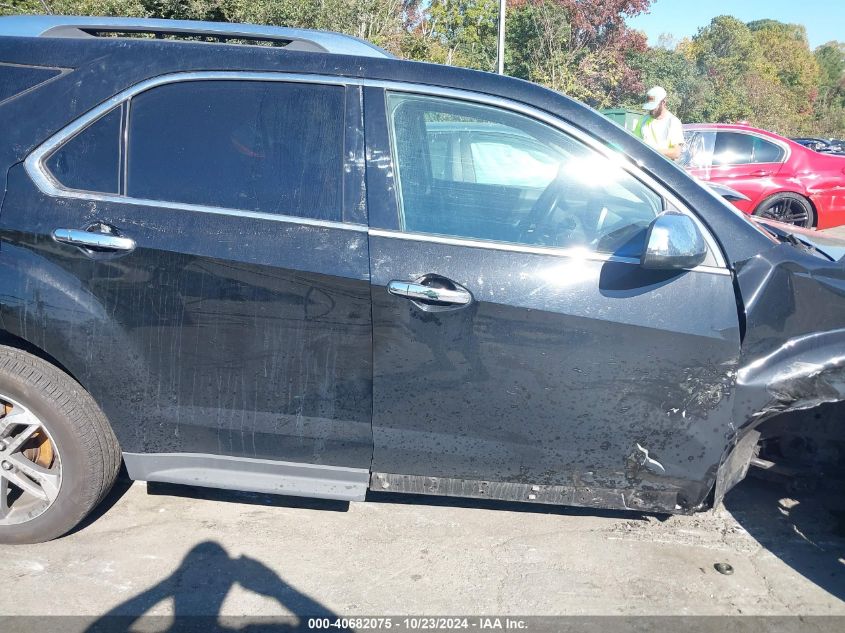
[123,452,369,501]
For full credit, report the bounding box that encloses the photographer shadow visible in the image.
[84,540,336,633]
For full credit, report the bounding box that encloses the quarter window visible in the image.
[389,93,663,256]
[752,136,785,163]
[126,80,344,221]
[0,64,62,104]
[44,106,122,194]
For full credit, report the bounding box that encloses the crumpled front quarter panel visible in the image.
[721,243,845,503]
[735,245,845,423]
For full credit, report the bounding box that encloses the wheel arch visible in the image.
[753,190,818,227]
[0,243,151,453]
[805,194,820,228]
[0,330,80,386]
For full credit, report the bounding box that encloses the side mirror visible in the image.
[641,212,707,270]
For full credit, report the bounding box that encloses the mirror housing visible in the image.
[641,212,707,270]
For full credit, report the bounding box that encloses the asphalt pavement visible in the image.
[1,475,843,621]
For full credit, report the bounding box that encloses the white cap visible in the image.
[642,86,667,110]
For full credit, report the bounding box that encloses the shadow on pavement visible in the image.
[725,476,845,602]
[146,481,350,512]
[84,540,336,632]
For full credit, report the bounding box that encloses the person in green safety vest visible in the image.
[635,86,685,161]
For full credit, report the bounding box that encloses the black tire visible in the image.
[0,345,120,543]
[752,192,815,228]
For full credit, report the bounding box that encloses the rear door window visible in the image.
[713,132,754,166]
[126,80,344,221]
[424,126,559,187]
[468,134,560,187]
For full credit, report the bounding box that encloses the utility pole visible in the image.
[496,0,506,75]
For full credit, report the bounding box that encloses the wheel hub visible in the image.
[22,431,55,469]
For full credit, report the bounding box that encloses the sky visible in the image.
[626,0,844,49]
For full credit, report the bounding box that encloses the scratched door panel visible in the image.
[0,79,373,469]
[0,168,373,467]
[369,236,741,509]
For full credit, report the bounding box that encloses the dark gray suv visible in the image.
[1,15,843,544]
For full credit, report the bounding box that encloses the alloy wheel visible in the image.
[0,396,62,526]
[756,198,811,227]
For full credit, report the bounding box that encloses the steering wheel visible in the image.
[520,167,615,248]
[517,167,571,245]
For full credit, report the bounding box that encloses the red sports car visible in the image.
[682,123,845,228]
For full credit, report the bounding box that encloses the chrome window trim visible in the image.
[26,71,729,259]
[369,80,727,270]
[120,101,129,195]
[25,71,366,233]
[368,228,730,276]
[684,127,791,165]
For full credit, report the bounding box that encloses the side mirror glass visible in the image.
[641,212,707,270]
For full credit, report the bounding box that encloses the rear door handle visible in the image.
[749,169,771,177]
[52,228,135,252]
[387,280,472,306]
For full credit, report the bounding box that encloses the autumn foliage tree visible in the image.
[814,41,845,136]
[506,0,648,108]
[629,15,842,136]
[1,0,843,135]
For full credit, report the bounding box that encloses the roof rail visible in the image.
[0,15,392,59]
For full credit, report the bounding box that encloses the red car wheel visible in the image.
[753,192,815,228]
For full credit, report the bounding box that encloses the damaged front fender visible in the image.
[714,239,845,505]
[737,330,845,424]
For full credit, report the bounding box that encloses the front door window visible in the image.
[388,93,663,257]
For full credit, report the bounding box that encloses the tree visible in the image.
[685,16,761,123]
[504,0,648,108]
[506,0,571,89]
[747,20,819,132]
[422,0,499,69]
[816,41,845,105]
[813,41,845,136]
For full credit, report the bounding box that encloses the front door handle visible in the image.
[387,280,472,306]
[52,228,135,252]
